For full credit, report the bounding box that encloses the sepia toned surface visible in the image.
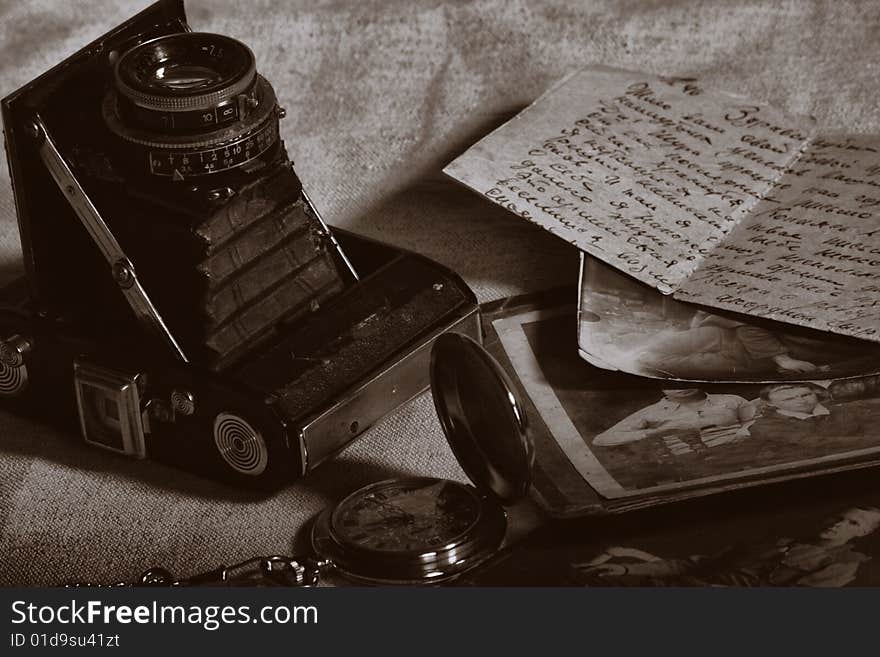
[2,0,879,585]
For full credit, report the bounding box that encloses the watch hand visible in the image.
[365,498,416,523]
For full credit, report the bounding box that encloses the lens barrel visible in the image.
[104,32,282,179]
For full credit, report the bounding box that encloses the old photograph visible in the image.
[578,255,880,383]
[575,505,880,586]
[462,486,880,587]
[496,304,880,499]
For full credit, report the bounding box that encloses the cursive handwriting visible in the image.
[445,68,810,292]
[678,137,880,342]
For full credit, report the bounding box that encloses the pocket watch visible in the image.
[309,331,534,584]
[125,332,536,587]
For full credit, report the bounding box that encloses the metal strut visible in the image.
[30,114,189,363]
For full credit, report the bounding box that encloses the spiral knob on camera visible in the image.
[213,412,269,476]
[0,335,32,397]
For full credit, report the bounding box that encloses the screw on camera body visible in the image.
[111,259,135,289]
[25,118,42,141]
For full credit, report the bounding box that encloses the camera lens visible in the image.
[115,33,256,121]
[133,63,225,91]
[103,32,282,179]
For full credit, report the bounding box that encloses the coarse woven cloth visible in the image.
[1,0,878,585]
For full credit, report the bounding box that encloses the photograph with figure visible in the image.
[461,494,880,587]
[493,302,880,499]
[577,255,880,383]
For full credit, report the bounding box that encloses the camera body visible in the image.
[17,10,354,372]
[0,0,480,487]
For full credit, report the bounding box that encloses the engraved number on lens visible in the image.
[105,32,281,179]
[148,119,277,177]
[214,412,268,475]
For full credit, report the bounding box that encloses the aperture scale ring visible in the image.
[147,118,279,178]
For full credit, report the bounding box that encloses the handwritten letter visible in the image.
[444,67,814,293]
[676,136,880,342]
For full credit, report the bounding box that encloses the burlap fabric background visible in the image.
[0,0,877,585]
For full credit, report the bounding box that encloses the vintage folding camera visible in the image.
[0,0,479,487]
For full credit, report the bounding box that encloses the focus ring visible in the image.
[104,77,277,150]
[115,75,255,112]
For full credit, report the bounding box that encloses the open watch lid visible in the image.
[430,332,534,504]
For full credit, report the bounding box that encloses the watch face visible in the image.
[332,479,482,553]
[313,477,508,584]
